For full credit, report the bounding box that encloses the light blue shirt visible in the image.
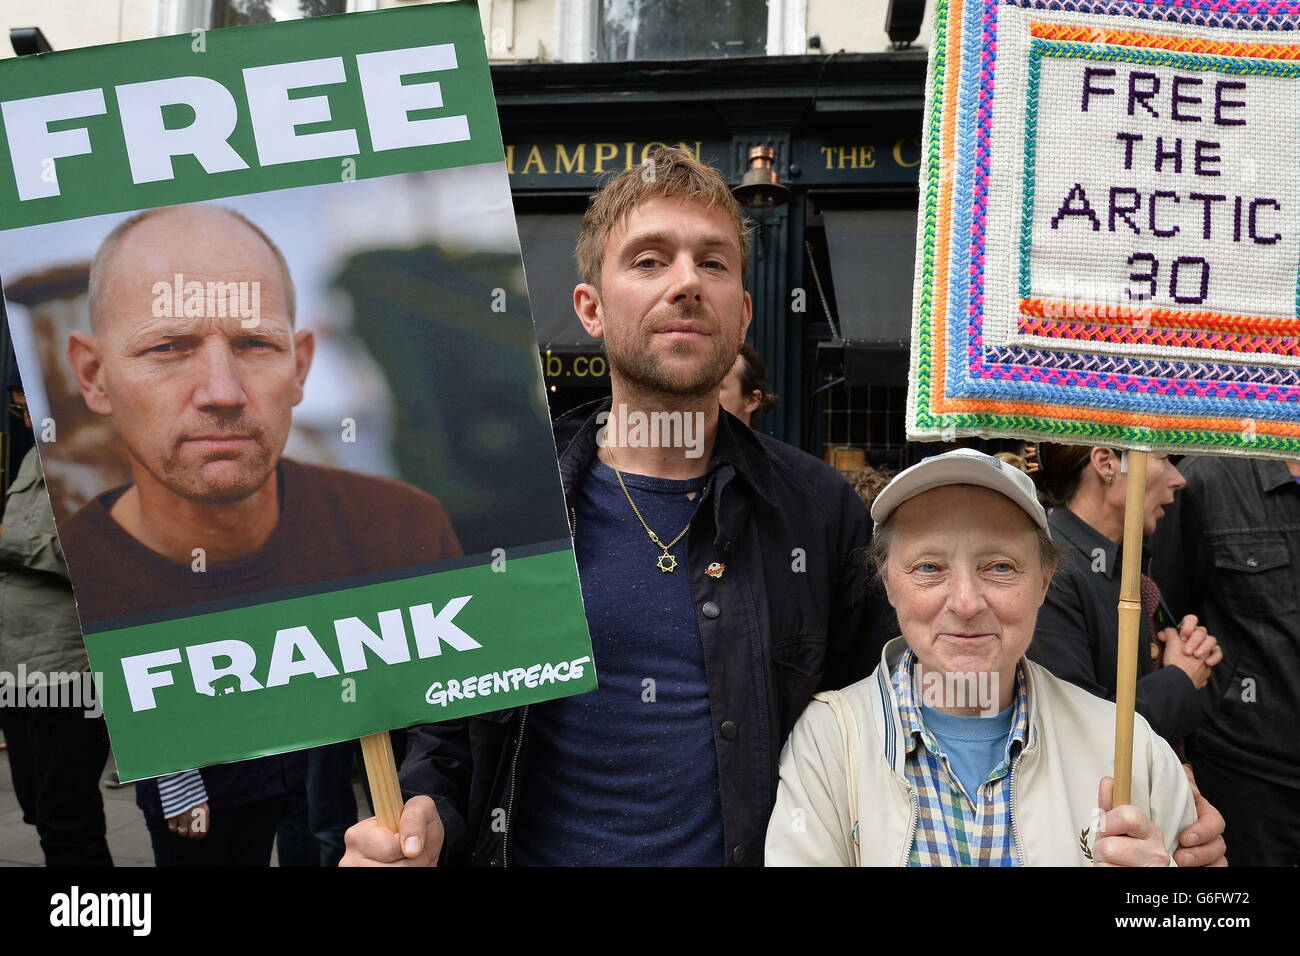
[920,702,1016,802]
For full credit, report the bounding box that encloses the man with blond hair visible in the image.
[340,147,881,866]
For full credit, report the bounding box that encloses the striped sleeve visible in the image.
[157,770,208,818]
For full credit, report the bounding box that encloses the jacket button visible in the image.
[1246,556,1258,568]
[732,844,746,864]
[720,720,739,740]
[702,601,721,619]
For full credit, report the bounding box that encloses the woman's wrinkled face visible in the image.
[882,485,1050,706]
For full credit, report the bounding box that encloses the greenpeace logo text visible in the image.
[426,655,591,707]
[50,886,151,937]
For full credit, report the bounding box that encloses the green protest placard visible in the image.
[0,2,502,227]
[0,1,595,789]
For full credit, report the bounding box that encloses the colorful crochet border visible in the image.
[1016,33,1300,343]
[908,0,1300,456]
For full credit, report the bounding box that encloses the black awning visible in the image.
[822,208,916,385]
[823,208,916,346]
[516,213,596,353]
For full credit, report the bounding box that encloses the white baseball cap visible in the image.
[870,447,1049,531]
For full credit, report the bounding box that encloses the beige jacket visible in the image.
[766,637,1196,866]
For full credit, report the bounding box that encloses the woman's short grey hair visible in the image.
[866,512,1063,583]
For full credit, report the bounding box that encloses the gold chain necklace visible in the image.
[605,445,707,573]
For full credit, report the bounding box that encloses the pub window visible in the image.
[597,0,769,61]
[155,0,380,37]
[819,375,907,473]
[210,0,350,26]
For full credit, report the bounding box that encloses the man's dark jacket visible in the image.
[1149,455,1300,789]
[1031,506,1201,745]
[398,397,890,865]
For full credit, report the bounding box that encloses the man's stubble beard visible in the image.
[152,423,279,504]
[604,314,741,399]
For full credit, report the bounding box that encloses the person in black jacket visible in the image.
[1025,445,1231,867]
[1028,443,1222,744]
[342,146,888,866]
[1150,455,1300,866]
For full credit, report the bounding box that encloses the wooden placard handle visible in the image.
[1113,449,1147,806]
[360,731,404,832]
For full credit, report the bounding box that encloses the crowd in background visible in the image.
[2,232,1295,866]
[3,339,1296,867]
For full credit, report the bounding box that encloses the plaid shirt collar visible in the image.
[891,648,1032,866]
[894,648,1030,771]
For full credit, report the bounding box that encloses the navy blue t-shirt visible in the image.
[509,459,725,866]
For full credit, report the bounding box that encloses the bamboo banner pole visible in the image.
[359,732,404,831]
[1113,449,1148,806]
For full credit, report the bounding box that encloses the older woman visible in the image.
[1029,444,1221,747]
[766,448,1195,866]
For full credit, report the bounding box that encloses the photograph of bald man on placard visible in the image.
[60,204,462,627]
[3,168,566,630]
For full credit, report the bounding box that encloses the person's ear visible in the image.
[743,389,762,415]
[67,332,113,417]
[292,328,315,405]
[574,283,604,340]
[1089,446,1115,484]
[740,290,753,341]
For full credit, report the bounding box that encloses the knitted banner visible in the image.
[908,0,1300,456]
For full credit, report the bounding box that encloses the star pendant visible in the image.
[657,552,678,573]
